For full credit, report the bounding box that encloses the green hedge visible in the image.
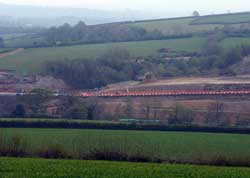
[1,119,250,134]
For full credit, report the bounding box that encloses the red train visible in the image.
[79,90,250,97]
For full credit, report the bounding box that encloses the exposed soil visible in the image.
[0,48,24,59]
[102,76,250,92]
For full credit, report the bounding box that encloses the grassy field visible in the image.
[1,36,250,74]
[0,48,13,53]
[192,13,250,24]
[2,33,48,48]
[1,158,250,178]
[2,128,250,164]
[0,36,250,74]
[128,17,224,35]
[128,12,250,34]
[220,37,250,48]
[4,36,48,48]
[0,37,205,74]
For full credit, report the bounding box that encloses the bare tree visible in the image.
[144,101,151,119]
[124,98,134,118]
[168,103,193,125]
[206,100,226,127]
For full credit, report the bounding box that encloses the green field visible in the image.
[220,37,250,48]
[129,18,224,35]
[1,158,250,178]
[192,13,250,24]
[1,128,250,164]
[2,12,250,75]
[0,48,13,53]
[128,12,250,34]
[1,33,48,48]
[4,36,48,48]
[0,37,205,74]
[1,36,250,74]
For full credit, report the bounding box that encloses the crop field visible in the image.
[1,158,250,178]
[0,37,205,74]
[1,128,250,164]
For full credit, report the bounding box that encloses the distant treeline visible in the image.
[42,20,250,47]
[2,119,250,134]
[44,21,166,46]
[44,42,250,89]
[45,48,150,89]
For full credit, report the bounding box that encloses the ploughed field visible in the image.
[1,157,250,178]
[2,128,250,165]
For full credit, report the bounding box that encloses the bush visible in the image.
[37,144,69,159]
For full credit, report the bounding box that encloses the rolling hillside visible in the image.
[128,17,224,35]
[127,12,250,35]
[0,37,205,74]
[1,36,250,74]
[1,12,250,74]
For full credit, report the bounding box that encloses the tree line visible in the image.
[0,37,4,48]
[3,92,250,128]
[44,21,164,46]
[43,42,250,90]
[44,48,152,89]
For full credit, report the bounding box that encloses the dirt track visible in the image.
[103,76,250,93]
[140,76,250,86]
[0,48,24,59]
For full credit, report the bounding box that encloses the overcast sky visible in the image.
[0,0,249,13]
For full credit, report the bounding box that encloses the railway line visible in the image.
[2,90,250,97]
[79,90,250,97]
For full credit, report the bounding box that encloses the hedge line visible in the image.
[1,119,250,134]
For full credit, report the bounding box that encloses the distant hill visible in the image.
[2,11,250,74]
[0,3,146,27]
[127,12,250,35]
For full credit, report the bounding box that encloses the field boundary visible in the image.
[121,11,250,25]
[1,119,250,134]
[0,48,24,59]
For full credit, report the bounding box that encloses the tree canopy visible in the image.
[0,37,4,48]
[44,21,164,46]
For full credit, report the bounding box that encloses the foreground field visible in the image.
[2,128,250,165]
[1,157,250,178]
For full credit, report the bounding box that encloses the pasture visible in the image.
[1,158,250,178]
[1,128,250,164]
[0,36,250,74]
[192,12,250,24]
[128,12,250,34]
[0,37,204,74]
[128,17,224,35]
[220,37,250,48]
[2,33,48,48]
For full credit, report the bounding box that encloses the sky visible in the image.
[0,0,249,13]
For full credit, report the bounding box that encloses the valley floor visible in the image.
[1,157,250,178]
